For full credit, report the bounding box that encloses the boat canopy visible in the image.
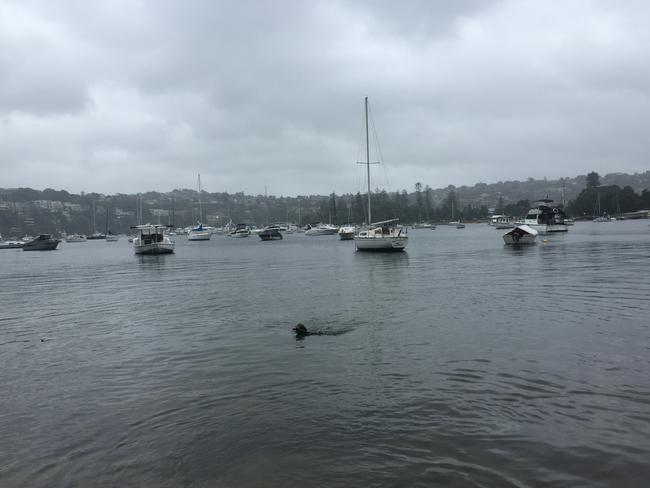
[507,225,538,236]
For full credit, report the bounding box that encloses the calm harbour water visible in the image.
[1,221,649,487]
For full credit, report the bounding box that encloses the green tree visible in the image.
[414,182,423,222]
[586,171,600,189]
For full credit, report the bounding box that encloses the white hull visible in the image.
[132,224,175,254]
[305,229,337,236]
[338,226,355,240]
[187,231,211,240]
[106,235,119,242]
[231,231,250,238]
[305,224,338,236]
[65,235,87,242]
[355,235,407,251]
[503,225,538,245]
[134,242,175,254]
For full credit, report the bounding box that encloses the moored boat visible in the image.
[522,199,568,234]
[0,239,24,249]
[488,215,515,229]
[259,228,283,241]
[355,219,408,251]
[338,225,355,240]
[187,222,211,240]
[22,234,60,251]
[503,225,538,245]
[188,173,212,240]
[353,97,408,252]
[131,224,175,254]
[304,223,339,236]
[65,234,87,243]
[229,223,252,238]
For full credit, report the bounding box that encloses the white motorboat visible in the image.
[488,215,515,229]
[188,173,212,240]
[338,225,355,240]
[522,199,568,234]
[132,224,175,254]
[229,223,251,238]
[304,223,339,236]
[65,234,87,242]
[412,223,434,229]
[188,223,211,240]
[503,225,538,245]
[353,97,407,252]
[105,232,119,242]
[450,221,466,229]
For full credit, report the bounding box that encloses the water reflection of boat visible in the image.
[132,224,175,255]
[503,225,538,245]
[22,234,60,251]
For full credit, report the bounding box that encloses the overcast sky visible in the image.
[1,0,649,196]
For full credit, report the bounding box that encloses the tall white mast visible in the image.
[365,97,371,225]
[197,173,203,223]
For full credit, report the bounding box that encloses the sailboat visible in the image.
[87,201,106,239]
[188,173,211,240]
[353,97,408,252]
[448,199,465,228]
[105,206,119,241]
[593,188,611,222]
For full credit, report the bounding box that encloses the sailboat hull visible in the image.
[354,235,407,251]
[187,231,211,240]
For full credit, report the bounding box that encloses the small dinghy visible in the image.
[503,225,538,245]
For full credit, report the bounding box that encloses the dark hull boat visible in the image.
[259,228,283,241]
[22,235,60,251]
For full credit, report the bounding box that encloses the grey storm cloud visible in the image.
[1,0,649,196]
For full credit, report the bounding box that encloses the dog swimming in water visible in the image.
[292,323,321,337]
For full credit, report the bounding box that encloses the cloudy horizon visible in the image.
[2,0,649,196]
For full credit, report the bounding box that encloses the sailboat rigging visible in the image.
[188,173,212,240]
[353,97,408,252]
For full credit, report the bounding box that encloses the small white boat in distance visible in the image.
[132,224,175,254]
[105,232,119,242]
[503,225,538,245]
[338,225,355,240]
[489,215,515,229]
[188,222,211,240]
[304,223,339,236]
[65,234,87,243]
[229,223,252,238]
